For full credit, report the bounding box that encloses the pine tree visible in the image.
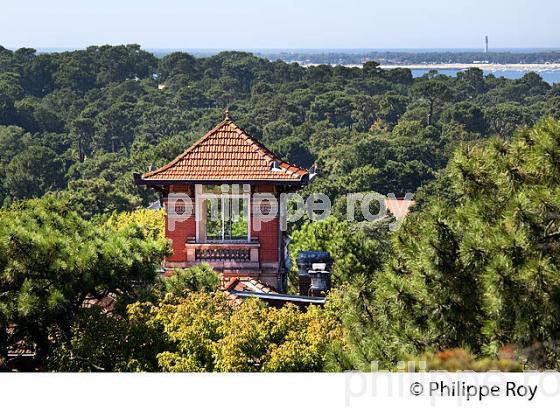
[0,195,169,369]
[332,118,560,370]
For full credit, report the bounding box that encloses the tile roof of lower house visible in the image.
[222,277,277,306]
[135,115,313,185]
[231,291,326,307]
[7,293,118,360]
[6,325,35,357]
[221,277,325,308]
[82,293,118,314]
[222,277,277,293]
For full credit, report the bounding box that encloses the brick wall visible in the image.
[165,185,195,263]
[253,216,279,263]
[252,185,279,264]
[163,184,280,265]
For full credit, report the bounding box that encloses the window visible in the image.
[196,185,251,243]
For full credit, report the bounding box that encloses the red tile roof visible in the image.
[137,117,312,184]
[221,277,277,307]
[222,277,277,294]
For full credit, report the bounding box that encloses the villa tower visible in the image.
[134,112,313,292]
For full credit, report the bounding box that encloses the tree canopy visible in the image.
[2,45,560,371]
[1,46,558,208]
[329,118,560,370]
[0,195,169,369]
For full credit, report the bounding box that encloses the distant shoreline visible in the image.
[379,63,560,72]
[298,62,560,71]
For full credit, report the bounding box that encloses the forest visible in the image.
[1,44,560,371]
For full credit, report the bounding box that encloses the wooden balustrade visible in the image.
[185,240,260,264]
[195,248,251,262]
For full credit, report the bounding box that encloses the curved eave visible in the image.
[133,172,314,187]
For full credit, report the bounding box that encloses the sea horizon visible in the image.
[11,46,560,54]
[19,46,560,84]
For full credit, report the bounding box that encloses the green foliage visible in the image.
[411,79,453,125]
[0,195,169,368]
[289,216,388,289]
[53,288,340,372]
[0,45,555,206]
[315,129,444,197]
[331,119,560,370]
[214,300,339,372]
[4,146,65,199]
[441,101,487,134]
[158,264,220,297]
[48,305,167,372]
[64,178,140,219]
[149,292,235,372]
[484,103,534,136]
[148,294,339,372]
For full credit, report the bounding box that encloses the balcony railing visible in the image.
[195,247,250,262]
[185,238,260,264]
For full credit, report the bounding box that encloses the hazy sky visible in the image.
[1,0,559,49]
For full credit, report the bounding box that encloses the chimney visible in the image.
[296,251,333,296]
[308,263,330,297]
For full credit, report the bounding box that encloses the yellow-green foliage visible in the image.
[107,208,165,240]
[214,299,339,372]
[129,293,341,372]
[131,292,232,372]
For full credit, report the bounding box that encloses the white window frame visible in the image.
[195,184,251,243]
